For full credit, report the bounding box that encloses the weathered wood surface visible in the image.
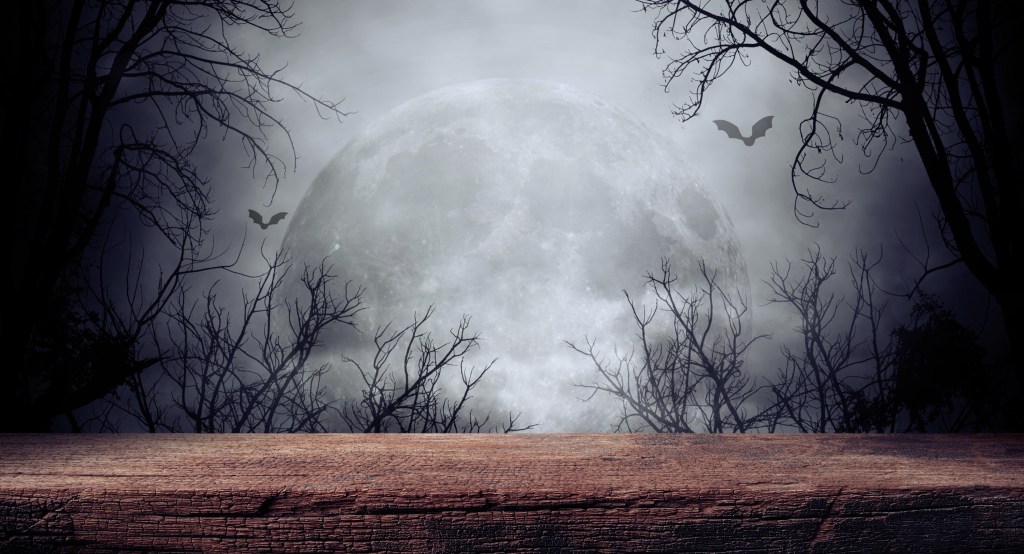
[1,434,1022,553]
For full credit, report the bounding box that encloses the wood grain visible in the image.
[1,434,1022,552]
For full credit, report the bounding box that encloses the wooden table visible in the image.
[2,434,1022,552]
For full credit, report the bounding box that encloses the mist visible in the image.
[29,1,1001,432]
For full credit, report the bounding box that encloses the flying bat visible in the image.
[712,115,774,146]
[248,209,288,229]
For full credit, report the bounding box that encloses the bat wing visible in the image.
[750,115,774,140]
[268,212,288,226]
[712,120,744,139]
[248,209,264,226]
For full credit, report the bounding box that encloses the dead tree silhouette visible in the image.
[6,2,348,430]
[638,1,1023,415]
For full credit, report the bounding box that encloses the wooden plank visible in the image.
[1,434,1022,552]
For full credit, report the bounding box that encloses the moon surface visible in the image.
[282,78,748,431]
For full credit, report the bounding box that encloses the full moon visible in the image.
[282,78,749,431]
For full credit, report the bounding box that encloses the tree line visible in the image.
[572,250,1011,433]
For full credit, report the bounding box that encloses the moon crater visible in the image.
[283,78,749,431]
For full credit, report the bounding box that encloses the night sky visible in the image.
[52,1,1001,431]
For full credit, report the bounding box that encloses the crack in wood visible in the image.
[0,493,79,547]
[807,487,843,551]
[1,434,1022,552]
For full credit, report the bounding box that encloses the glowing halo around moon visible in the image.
[282,78,749,431]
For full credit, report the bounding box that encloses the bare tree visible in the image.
[92,250,364,433]
[578,250,998,434]
[6,1,347,430]
[766,245,996,432]
[637,0,1023,397]
[342,307,536,434]
[84,255,535,434]
[570,259,769,433]
[765,246,895,432]
[31,207,236,432]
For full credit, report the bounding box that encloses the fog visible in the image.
[146,1,991,431]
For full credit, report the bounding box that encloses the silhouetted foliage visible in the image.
[888,293,996,431]
[580,252,1002,433]
[83,252,530,433]
[25,271,159,431]
[5,1,347,430]
[766,247,1001,432]
[87,251,363,432]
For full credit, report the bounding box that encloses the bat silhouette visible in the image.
[712,115,774,146]
[248,209,288,229]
